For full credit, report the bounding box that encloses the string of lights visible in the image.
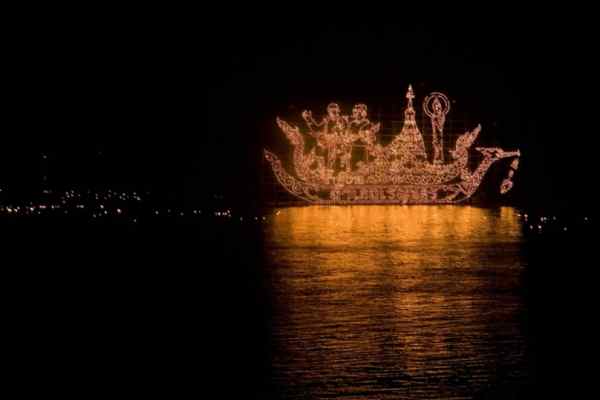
[265,85,521,204]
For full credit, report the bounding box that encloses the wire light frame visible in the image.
[264,86,520,204]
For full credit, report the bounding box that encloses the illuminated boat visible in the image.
[264,86,520,204]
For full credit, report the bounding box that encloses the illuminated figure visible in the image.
[266,85,521,204]
[351,104,380,146]
[303,103,347,171]
[330,103,376,172]
[349,104,370,136]
[424,92,450,164]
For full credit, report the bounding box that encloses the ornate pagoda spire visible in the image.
[388,85,428,165]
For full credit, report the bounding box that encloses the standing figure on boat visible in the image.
[350,103,381,168]
[333,103,367,172]
[424,92,450,165]
[349,104,370,133]
[302,102,346,170]
[350,103,376,145]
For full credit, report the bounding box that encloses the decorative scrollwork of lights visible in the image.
[264,85,521,204]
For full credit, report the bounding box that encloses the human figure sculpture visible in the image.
[302,103,346,169]
[423,92,450,165]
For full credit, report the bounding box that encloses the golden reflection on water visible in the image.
[264,206,526,398]
[270,205,521,245]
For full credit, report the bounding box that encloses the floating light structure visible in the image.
[265,86,521,204]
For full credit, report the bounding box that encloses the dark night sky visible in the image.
[5,6,599,209]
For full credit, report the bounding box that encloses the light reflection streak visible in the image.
[264,206,526,398]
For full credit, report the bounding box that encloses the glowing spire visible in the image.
[389,85,427,164]
[406,84,415,108]
[404,85,417,120]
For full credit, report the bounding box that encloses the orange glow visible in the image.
[423,92,450,164]
[265,86,520,204]
[265,205,525,381]
[267,205,521,250]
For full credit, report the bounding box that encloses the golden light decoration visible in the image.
[265,86,521,204]
[423,92,450,165]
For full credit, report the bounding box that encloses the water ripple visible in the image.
[263,206,528,399]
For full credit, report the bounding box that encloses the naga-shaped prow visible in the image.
[455,146,521,197]
[276,117,323,180]
[451,124,481,160]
